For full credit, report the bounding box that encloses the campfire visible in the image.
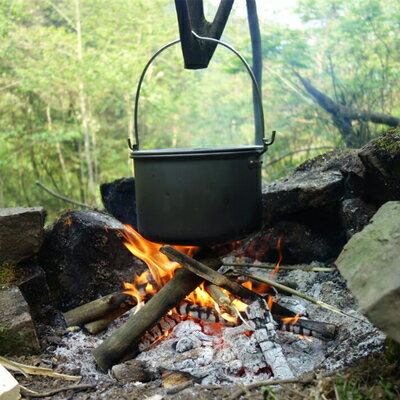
[59,223,348,385]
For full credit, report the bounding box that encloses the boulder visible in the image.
[38,210,143,311]
[0,287,40,355]
[100,178,137,228]
[358,128,400,203]
[262,170,344,223]
[339,198,377,240]
[0,207,46,265]
[336,201,400,343]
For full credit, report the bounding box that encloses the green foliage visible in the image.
[0,0,399,218]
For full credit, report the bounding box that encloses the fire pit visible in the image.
[52,224,383,397]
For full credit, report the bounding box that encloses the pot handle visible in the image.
[130,31,275,152]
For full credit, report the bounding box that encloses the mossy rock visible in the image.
[376,128,400,153]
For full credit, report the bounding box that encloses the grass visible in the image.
[257,349,400,400]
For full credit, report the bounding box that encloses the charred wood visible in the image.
[273,315,337,341]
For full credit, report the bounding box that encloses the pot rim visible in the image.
[130,145,264,158]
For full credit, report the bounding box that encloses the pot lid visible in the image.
[131,145,265,158]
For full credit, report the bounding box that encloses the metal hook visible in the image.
[264,130,276,147]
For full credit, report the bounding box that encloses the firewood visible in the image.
[160,246,259,301]
[161,246,298,319]
[273,315,337,341]
[92,248,221,371]
[83,307,132,335]
[63,292,135,327]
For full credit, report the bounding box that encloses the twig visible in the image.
[228,373,315,400]
[224,262,336,272]
[240,273,365,322]
[20,383,95,398]
[0,356,81,381]
[35,180,90,208]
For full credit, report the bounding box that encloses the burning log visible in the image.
[92,248,221,371]
[274,315,337,341]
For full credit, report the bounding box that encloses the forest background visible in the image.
[1,0,399,219]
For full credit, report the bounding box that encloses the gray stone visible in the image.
[0,207,46,264]
[263,170,344,223]
[0,287,40,355]
[358,129,400,203]
[336,201,400,343]
[339,198,378,239]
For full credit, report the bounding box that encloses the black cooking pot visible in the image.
[129,32,275,245]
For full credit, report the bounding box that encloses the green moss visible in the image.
[0,325,39,356]
[376,128,400,153]
[0,264,15,288]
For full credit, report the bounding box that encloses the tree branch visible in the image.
[35,180,90,208]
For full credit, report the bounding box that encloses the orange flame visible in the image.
[281,313,301,326]
[299,334,313,343]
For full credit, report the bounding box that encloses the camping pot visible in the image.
[129,32,275,245]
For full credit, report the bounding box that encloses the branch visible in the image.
[35,180,91,208]
[295,72,400,127]
[160,245,260,301]
[174,0,234,69]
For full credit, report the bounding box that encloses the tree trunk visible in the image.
[75,0,96,204]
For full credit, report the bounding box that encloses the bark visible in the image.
[63,292,134,327]
[174,0,234,69]
[296,72,400,147]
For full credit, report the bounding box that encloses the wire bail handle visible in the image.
[129,31,276,152]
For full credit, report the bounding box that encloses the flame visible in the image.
[121,226,230,315]
[121,225,196,288]
[281,313,301,326]
[299,334,313,343]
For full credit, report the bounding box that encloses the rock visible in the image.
[0,207,46,265]
[358,129,400,203]
[241,221,344,264]
[17,263,51,322]
[0,364,20,400]
[111,360,153,383]
[100,178,137,228]
[339,198,378,239]
[336,201,400,343]
[38,210,144,311]
[0,287,40,355]
[263,170,344,223]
